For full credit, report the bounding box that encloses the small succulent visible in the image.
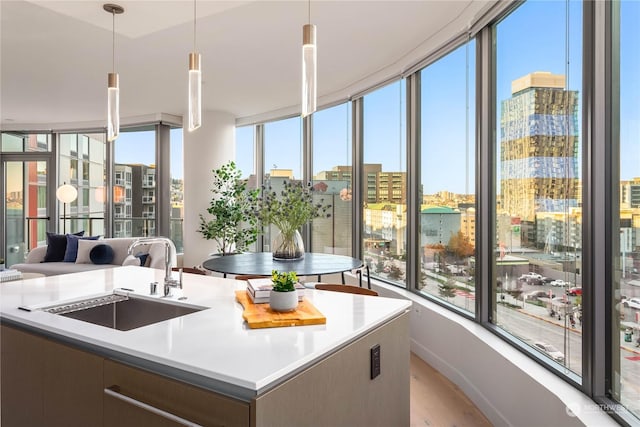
[271,270,298,292]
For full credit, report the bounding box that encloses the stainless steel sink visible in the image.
[41,294,205,331]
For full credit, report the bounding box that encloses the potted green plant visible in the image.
[269,270,299,312]
[198,161,260,255]
[257,180,331,260]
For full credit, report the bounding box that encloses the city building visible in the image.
[459,205,476,248]
[500,72,580,224]
[317,164,406,204]
[364,203,406,257]
[113,163,156,237]
[420,206,461,248]
[620,178,640,209]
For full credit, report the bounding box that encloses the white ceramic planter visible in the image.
[269,290,299,312]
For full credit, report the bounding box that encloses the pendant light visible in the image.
[104,3,124,142]
[301,0,317,117]
[188,0,202,131]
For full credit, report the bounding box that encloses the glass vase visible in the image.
[272,229,305,260]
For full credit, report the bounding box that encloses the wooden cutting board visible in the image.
[235,290,326,329]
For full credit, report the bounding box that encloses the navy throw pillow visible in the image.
[89,244,114,265]
[43,231,84,262]
[134,252,150,267]
[63,234,100,262]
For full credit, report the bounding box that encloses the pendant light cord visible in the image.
[112,11,115,73]
[193,0,197,52]
[308,0,310,24]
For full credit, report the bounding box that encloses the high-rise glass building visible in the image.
[500,72,579,224]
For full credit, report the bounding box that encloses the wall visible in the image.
[182,111,235,268]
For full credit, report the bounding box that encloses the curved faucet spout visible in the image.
[127,237,179,295]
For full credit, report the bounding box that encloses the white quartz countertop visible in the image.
[0,266,411,399]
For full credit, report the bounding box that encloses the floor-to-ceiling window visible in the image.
[236,125,255,182]
[362,81,407,287]
[236,125,257,252]
[58,132,106,237]
[493,0,583,374]
[311,103,352,256]
[2,124,176,259]
[170,128,184,252]
[1,133,52,266]
[113,128,156,238]
[263,117,302,252]
[419,40,476,312]
[614,0,640,417]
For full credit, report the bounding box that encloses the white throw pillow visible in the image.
[75,239,106,264]
[122,255,142,266]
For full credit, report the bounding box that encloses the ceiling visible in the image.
[1,0,498,128]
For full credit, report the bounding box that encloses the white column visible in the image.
[183,110,235,267]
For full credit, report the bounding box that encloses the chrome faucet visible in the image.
[127,237,181,296]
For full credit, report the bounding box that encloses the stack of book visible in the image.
[246,277,305,304]
[0,269,23,283]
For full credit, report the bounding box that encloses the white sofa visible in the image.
[10,237,177,277]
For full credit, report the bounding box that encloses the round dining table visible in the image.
[202,252,370,287]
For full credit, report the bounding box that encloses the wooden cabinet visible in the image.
[2,310,409,427]
[1,325,249,427]
[1,325,45,427]
[103,360,250,427]
[252,311,409,427]
[1,325,103,427]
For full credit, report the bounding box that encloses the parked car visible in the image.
[566,287,582,296]
[526,278,544,286]
[550,279,571,287]
[526,290,555,301]
[623,297,640,310]
[519,272,543,281]
[533,342,565,363]
[541,277,554,284]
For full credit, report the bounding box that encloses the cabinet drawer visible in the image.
[104,359,249,427]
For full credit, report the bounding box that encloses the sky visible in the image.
[114,128,184,179]
[116,0,639,195]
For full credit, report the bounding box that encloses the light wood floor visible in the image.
[410,353,492,427]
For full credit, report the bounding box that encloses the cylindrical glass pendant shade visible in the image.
[188,53,202,131]
[107,72,119,142]
[302,24,317,117]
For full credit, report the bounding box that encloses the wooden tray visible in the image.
[235,291,326,329]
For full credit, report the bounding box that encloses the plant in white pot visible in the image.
[198,161,260,255]
[269,270,299,312]
[256,180,331,260]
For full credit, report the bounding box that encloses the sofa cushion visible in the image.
[43,231,84,262]
[64,234,100,262]
[122,255,142,266]
[90,244,114,265]
[134,252,150,266]
[104,238,148,266]
[76,240,107,264]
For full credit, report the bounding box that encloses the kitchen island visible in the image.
[0,266,411,426]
